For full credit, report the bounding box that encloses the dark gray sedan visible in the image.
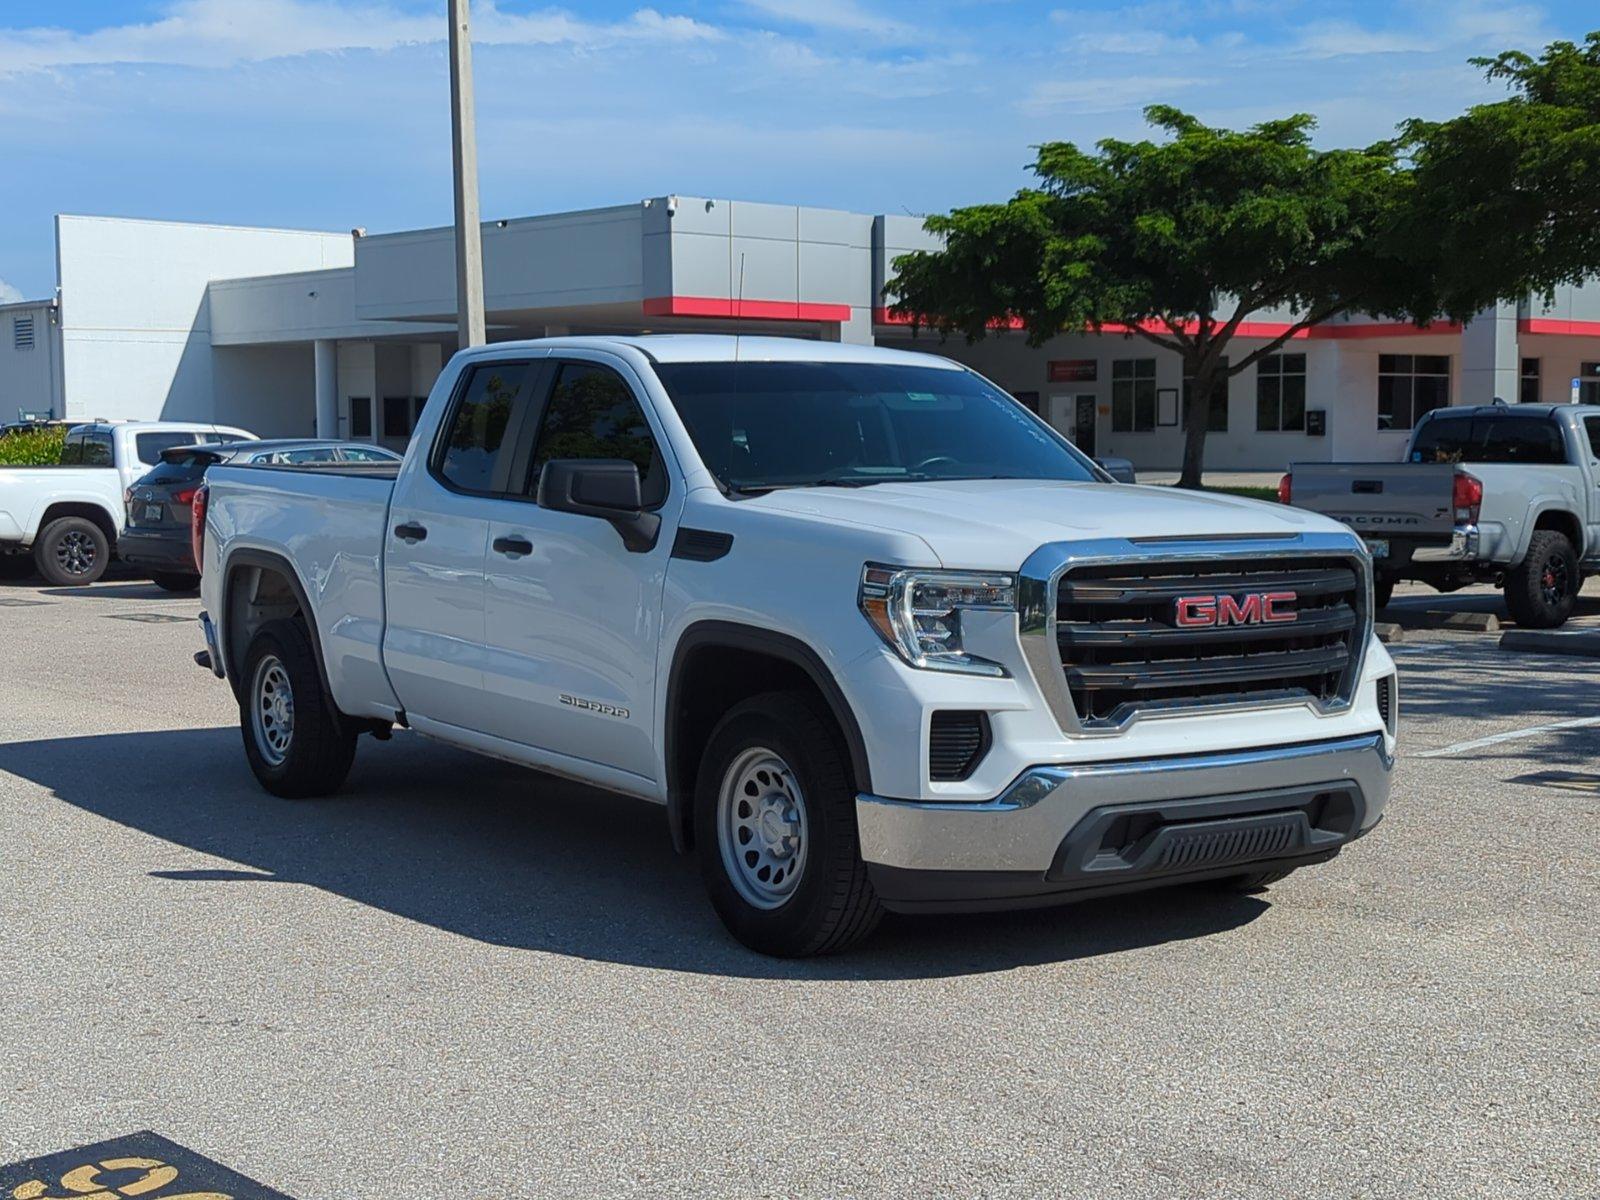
[119,439,401,591]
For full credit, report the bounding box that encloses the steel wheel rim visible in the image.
[1540,555,1571,606]
[717,747,809,910]
[251,655,295,767]
[55,529,97,576]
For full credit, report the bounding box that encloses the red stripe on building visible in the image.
[643,296,852,322]
[873,308,1460,340]
[1519,318,1600,337]
[1310,321,1461,339]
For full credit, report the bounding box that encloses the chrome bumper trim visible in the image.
[856,733,1392,874]
[1411,526,1479,562]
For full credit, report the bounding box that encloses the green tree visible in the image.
[1403,32,1600,309]
[889,107,1444,488]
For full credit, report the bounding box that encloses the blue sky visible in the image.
[0,0,1595,301]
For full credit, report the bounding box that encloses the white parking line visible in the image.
[1413,716,1600,758]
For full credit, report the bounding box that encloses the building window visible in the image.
[1582,362,1600,406]
[383,396,413,439]
[350,397,372,439]
[1256,353,1306,432]
[1111,358,1156,432]
[1520,358,1540,405]
[1182,359,1229,432]
[1378,354,1450,431]
[13,315,34,350]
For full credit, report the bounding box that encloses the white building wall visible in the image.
[54,215,354,422]
[0,301,62,420]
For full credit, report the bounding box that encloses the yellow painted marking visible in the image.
[10,1159,228,1200]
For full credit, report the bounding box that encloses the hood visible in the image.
[745,479,1351,570]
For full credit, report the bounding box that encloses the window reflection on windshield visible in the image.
[654,361,1099,492]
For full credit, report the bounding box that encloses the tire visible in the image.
[1373,576,1394,610]
[33,516,110,586]
[1504,529,1578,629]
[0,553,35,581]
[694,691,883,956]
[239,618,357,799]
[1212,867,1297,894]
[151,571,201,593]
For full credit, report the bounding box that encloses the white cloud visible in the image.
[737,0,910,38]
[0,0,723,76]
[0,277,23,305]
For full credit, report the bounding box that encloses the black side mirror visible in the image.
[537,459,661,553]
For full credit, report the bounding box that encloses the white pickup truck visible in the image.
[195,336,1395,955]
[1283,404,1600,626]
[0,420,253,584]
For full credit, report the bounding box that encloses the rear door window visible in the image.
[1582,416,1600,460]
[82,429,115,466]
[433,362,532,494]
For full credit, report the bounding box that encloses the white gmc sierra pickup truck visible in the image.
[194,336,1396,956]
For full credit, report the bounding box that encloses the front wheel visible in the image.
[694,691,883,956]
[239,619,357,798]
[151,571,201,593]
[34,516,109,585]
[1373,577,1394,610]
[1505,530,1578,628]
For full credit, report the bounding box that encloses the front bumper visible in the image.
[856,732,1391,912]
[117,527,195,571]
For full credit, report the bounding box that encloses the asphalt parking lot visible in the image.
[1,575,1596,1199]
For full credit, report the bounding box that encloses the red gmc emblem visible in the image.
[1174,591,1298,627]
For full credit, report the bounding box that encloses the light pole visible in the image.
[448,0,486,348]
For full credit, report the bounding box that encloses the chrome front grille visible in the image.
[1019,535,1371,733]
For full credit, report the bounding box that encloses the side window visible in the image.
[285,447,338,464]
[60,430,84,465]
[435,362,529,494]
[527,362,666,506]
[1583,417,1600,461]
[1477,418,1566,465]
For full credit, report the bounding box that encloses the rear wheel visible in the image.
[34,516,109,586]
[0,553,35,581]
[239,618,357,798]
[1505,530,1578,628]
[694,691,883,956]
[151,571,201,593]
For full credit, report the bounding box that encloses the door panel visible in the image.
[381,359,537,728]
[479,357,678,780]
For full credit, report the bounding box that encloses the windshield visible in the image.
[653,361,1101,492]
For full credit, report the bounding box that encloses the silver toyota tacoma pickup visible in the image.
[1283,403,1600,627]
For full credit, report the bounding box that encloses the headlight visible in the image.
[859,564,1016,676]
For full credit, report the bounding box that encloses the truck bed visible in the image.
[205,462,400,716]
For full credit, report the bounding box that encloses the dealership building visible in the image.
[4,198,1600,471]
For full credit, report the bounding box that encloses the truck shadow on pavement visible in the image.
[0,726,1271,980]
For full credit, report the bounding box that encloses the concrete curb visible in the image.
[1383,609,1500,634]
[1498,629,1600,658]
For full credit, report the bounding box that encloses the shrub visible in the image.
[0,425,68,466]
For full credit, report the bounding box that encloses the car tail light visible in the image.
[1277,473,1292,504]
[172,486,198,506]
[190,482,210,574]
[1453,471,1482,524]
[123,486,134,508]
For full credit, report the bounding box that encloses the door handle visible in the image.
[393,521,428,543]
[493,535,533,558]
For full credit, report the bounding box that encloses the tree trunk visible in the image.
[1177,358,1215,489]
